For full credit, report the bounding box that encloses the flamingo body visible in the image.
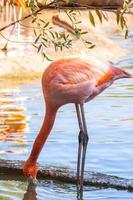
[42,58,129,106]
[23,58,132,192]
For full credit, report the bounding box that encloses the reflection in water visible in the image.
[23,181,87,200]
[0,88,27,144]
[23,182,85,200]
[23,184,37,200]
[1,178,133,200]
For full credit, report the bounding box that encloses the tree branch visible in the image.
[0,1,56,32]
[0,1,127,33]
[0,10,40,32]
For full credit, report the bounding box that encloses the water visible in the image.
[1,179,133,200]
[0,8,133,200]
[0,57,133,199]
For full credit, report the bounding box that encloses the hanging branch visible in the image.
[0,1,57,32]
[1,0,132,32]
[0,0,132,60]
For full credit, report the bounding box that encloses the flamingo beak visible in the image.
[122,70,133,78]
[126,74,133,78]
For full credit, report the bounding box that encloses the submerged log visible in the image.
[0,159,133,191]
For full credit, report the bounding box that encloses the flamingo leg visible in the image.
[75,103,89,196]
[80,103,89,191]
[75,104,84,185]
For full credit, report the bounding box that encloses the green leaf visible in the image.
[32,17,37,23]
[85,41,93,45]
[37,44,42,53]
[81,31,88,35]
[35,34,41,44]
[43,22,50,28]
[55,32,59,39]
[33,28,37,37]
[120,16,125,29]
[39,19,46,23]
[42,42,48,48]
[42,37,48,42]
[116,11,120,24]
[32,43,38,49]
[88,11,95,27]
[125,29,128,39]
[75,21,82,24]
[101,12,108,22]
[43,53,53,61]
[88,44,96,49]
[95,9,102,24]
[68,9,74,14]
[50,31,55,39]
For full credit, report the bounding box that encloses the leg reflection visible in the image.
[23,183,37,200]
[76,186,84,200]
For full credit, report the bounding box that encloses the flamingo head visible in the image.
[112,66,133,80]
[23,160,38,184]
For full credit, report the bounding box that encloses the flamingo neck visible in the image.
[28,104,58,163]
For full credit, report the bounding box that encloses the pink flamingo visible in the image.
[23,58,133,192]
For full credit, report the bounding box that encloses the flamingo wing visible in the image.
[43,58,111,105]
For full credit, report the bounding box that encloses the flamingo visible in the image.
[23,58,133,192]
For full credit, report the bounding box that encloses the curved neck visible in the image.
[28,104,58,163]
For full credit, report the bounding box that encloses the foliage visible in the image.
[115,1,133,39]
[2,0,133,60]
